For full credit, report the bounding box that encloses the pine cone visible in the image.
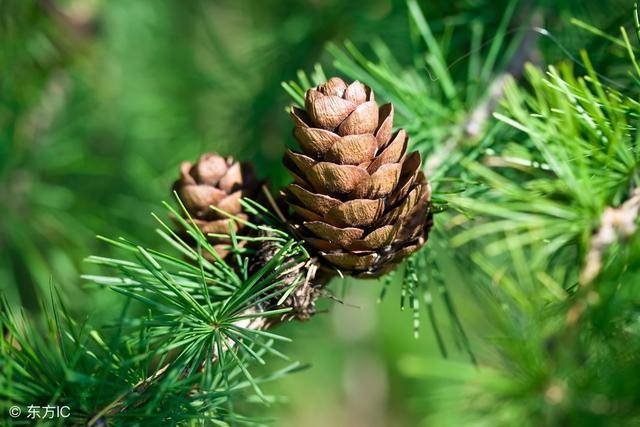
[173,153,259,260]
[283,77,433,277]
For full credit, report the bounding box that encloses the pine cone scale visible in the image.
[293,126,340,157]
[287,184,341,215]
[305,221,364,245]
[194,154,228,184]
[350,162,401,199]
[323,198,384,227]
[323,252,378,270]
[324,134,378,165]
[305,162,370,195]
[216,191,242,214]
[344,224,397,251]
[218,163,243,192]
[368,129,407,171]
[337,101,378,135]
[306,92,356,129]
[375,104,394,146]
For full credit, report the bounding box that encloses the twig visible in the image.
[579,188,640,286]
[39,0,99,38]
[425,11,542,176]
[89,239,329,423]
[88,313,270,425]
[565,188,640,326]
[88,363,171,426]
[262,185,287,224]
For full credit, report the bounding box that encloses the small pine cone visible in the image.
[283,77,433,277]
[173,153,259,260]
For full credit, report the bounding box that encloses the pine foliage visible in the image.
[326,2,640,426]
[2,198,308,425]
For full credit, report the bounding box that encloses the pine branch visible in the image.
[566,187,640,326]
[580,188,640,285]
[1,194,317,425]
[425,10,543,175]
[97,302,294,419]
[399,7,640,424]
[83,197,326,421]
[39,0,99,39]
[89,312,269,425]
[87,363,171,426]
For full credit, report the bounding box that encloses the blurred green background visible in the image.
[1,0,631,425]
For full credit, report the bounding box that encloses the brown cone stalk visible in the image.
[173,153,259,260]
[248,229,326,324]
[283,77,433,277]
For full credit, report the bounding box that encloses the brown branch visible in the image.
[87,250,326,424]
[565,188,640,326]
[40,0,99,38]
[579,188,640,286]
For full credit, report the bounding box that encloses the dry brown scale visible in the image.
[172,153,260,260]
[283,77,433,278]
[248,229,328,324]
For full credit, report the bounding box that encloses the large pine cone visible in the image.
[173,153,259,260]
[283,77,433,277]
